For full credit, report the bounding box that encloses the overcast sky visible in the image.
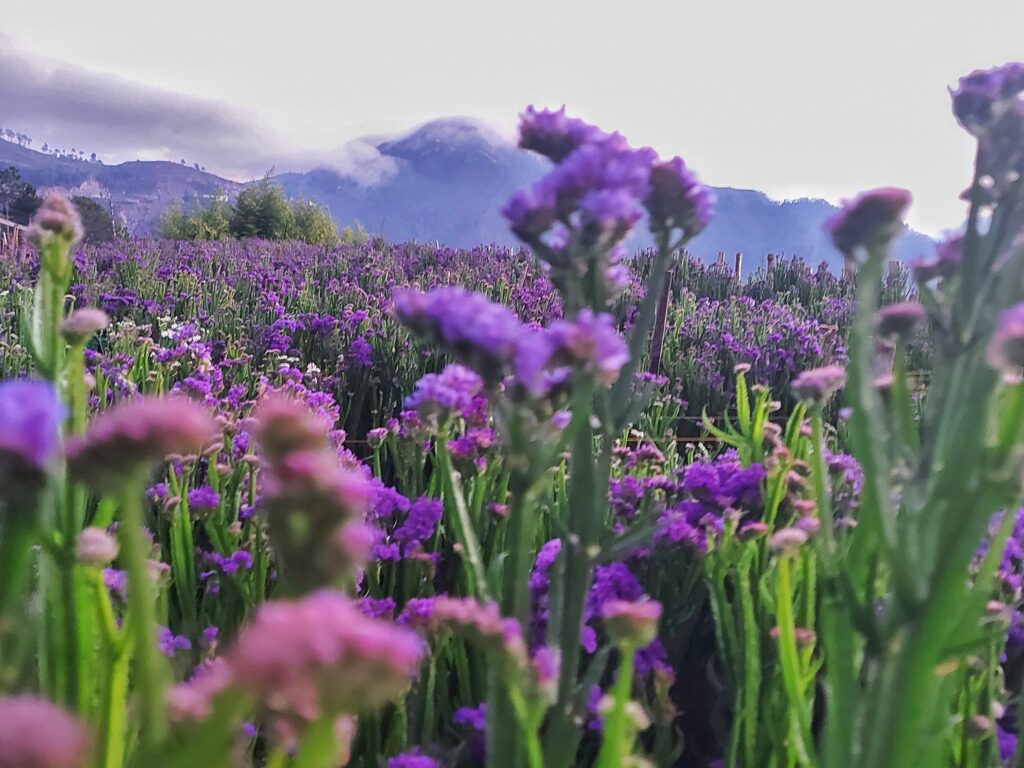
[2,0,1023,234]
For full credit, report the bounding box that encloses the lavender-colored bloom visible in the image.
[27,191,84,251]
[188,485,220,513]
[404,364,483,422]
[517,105,606,162]
[393,497,443,548]
[394,287,524,381]
[387,749,440,768]
[546,310,630,385]
[502,185,558,244]
[61,308,109,345]
[66,396,218,494]
[222,590,424,721]
[877,302,927,339]
[75,527,119,566]
[602,599,662,647]
[0,379,63,483]
[644,156,715,237]
[453,703,487,731]
[158,625,193,657]
[952,63,1024,135]
[0,695,91,768]
[913,232,963,283]
[792,365,847,402]
[987,303,1024,374]
[825,187,913,257]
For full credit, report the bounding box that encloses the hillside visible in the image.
[0,140,243,235]
[0,123,934,267]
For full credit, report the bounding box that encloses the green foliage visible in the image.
[230,178,293,240]
[340,220,370,245]
[159,194,232,241]
[70,196,120,244]
[0,166,41,225]
[160,178,341,245]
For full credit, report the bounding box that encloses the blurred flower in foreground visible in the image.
[825,187,912,258]
[0,380,62,489]
[0,695,91,768]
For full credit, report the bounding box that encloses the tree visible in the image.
[71,196,119,244]
[289,198,340,246]
[0,166,41,224]
[42,143,49,154]
[229,177,294,240]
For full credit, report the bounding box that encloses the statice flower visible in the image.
[387,749,440,768]
[66,396,218,493]
[61,308,109,345]
[394,287,524,382]
[188,485,220,513]
[0,695,91,768]
[158,626,193,657]
[603,599,662,647]
[75,527,119,566]
[529,538,563,647]
[172,590,423,726]
[27,191,84,253]
[404,364,483,423]
[987,303,1024,375]
[913,232,963,283]
[792,364,847,402]
[877,302,927,340]
[546,310,630,385]
[0,379,63,487]
[517,105,606,162]
[644,156,715,237]
[825,187,913,258]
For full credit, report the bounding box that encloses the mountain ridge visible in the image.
[0,120,934,268]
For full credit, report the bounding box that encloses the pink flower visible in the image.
[66,396,219,493]
[0,695,91,768]
[224,590,423,721]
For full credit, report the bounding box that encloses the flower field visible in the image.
[1,63,1024,768]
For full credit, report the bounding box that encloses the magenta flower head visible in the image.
[547,310,630,386]
[769,527,809,555]
[75,527,119,566]
[791,365,847,403]
[0,695,91,768]
[912,232,962,283]
[825,187,912,258]
[27,191,83,254]
[224,590,424,721]
[951,63,1024,135]
[518,106,606,162]
[66,396,219,493]
[404,364,483,425]
[252,393,332,463]
[61,308,109,346]
[388,749,442,768]
[393,287,524,382]
[602,598,662,648]
[987,303,1024,375]
[877,302,927,340]
[0,379,63,489]
[502,185,558,244]
[644,157,716,238]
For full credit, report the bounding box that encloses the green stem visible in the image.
[118,483,169,750]
[775,555,815,768]
[809,405,835,565]
[595,644,637,768]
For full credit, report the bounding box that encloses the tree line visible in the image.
[159,178,367,246]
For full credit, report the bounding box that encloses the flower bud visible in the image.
[75,527,119,566]
[61,308,109,346]
[602,599,662,647]
[791,365,847,403]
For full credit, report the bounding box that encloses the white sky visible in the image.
[3,0,1024,235]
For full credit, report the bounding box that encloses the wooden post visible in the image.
[734,252,743,280]
[648,266,675,377]
[767,253,776,272]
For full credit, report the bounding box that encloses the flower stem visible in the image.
[595,643,637,768]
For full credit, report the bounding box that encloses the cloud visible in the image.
[0,39,281,179]
[302,140,400,187]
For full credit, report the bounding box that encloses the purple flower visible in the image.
[0,380,63,483]
[825,187,913,257]
[0,695,91,768]
[158,626,193,657]
[987,303,1024,375]
[877,302,927,339]
[547,310,630,386]
[792,365,847,402]
[387,749,440,768]
[187,486,220,513]
[453,703,488,732]
[644,156,715,237]
[404,364,483,422]
[27,191,83,251]
[517,105,606,162]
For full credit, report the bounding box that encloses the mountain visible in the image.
[0,121,934,268]
[0,140,243,235]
